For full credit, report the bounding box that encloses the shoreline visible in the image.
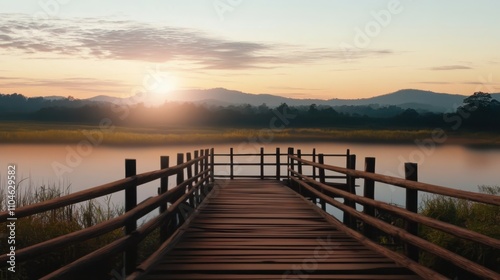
[1,127,499,147]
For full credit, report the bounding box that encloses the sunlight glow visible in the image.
[146,75,176,106]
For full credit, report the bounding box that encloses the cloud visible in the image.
[0,76,131,94]
[428,65,472,71]
[0,14,394,70]
[267,86,323,91]
[413,81,452,85]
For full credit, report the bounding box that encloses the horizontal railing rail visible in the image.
[287,154,500,280]
[0,154,206,221]
[0,148,215,279]
[289,155,500,205]
[211,147,350,180]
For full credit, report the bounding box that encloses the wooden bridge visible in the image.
[1,147,499,279]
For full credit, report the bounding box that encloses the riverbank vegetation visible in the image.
[1,123,500,146]
[0,180,161,279]
[373,186,499,279]
[419,186,500,279]
[1,92,499,146]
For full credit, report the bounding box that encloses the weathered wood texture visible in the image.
[139,180,421,280]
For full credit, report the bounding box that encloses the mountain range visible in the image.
[16,88,500,113]
[90,88,499,113]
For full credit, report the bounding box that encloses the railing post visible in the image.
[297,149,303,175]
[260,147,264,180]
[159,156,169,242]
[177,153,185,185]
[405,162,419,262]
[275,147,281,181]
[198,150,204,205]
[312,148,317,180]
[209,148,214,182]
[125,159,137,275]
[176,153,184,227]
[344,154,356,229]
[186,152,193,181]
[363,157,376,239]
[186,152,195,208]
[194,150,199,177]
[318,154,326,211]
[230,147,234,180]
[287,147,294,187]
[297,149,303,195]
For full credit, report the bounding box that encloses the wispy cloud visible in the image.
[428,65,472,71]
[414,80,500,91]
[0,76,131,94]
[414,81,453,85]
[0,14,395,70]
[267,86,323,91]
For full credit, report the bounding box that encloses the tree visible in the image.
[462,92,497,110]
[308,104,318,115]
[459,92,500,130]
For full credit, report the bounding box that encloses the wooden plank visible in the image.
[138,180,421,280]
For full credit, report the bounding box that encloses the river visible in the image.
[1,142,499,211]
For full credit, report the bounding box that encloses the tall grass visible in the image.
[2,121,500,145]
[0,178,124,279]
[419,186,500,279]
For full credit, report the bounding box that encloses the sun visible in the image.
[147,76,176,106]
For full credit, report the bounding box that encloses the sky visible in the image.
[1,0,500,101]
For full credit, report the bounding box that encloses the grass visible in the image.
[2,121,500,146]
[419,186,500,279]
[359,186,499,280]
[0,178,135,279]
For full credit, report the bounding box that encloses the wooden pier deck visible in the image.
[141,180,420,279]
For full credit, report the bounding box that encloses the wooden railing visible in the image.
[0,148,214,279]
[287,153,500,280]
[211,147,350,181]
[1,146,499,279]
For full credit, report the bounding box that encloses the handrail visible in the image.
[0,169,209,265]
[289,155,500,206]
[41,171,212,279]
[290,169,500,249]
[0,148,214,280]
[291,181,448,280]
[0,155,208,221]
[211,147,350,180]
[287,154,500,280]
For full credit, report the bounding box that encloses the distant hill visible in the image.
[326,89,467,112]
[2,89,500,113]
[166,88,499,112]
[170,88,309,107]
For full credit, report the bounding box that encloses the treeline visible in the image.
[0,93,94,113]
[1,92,499,132]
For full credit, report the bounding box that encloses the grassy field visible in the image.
[1,121,500,146]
